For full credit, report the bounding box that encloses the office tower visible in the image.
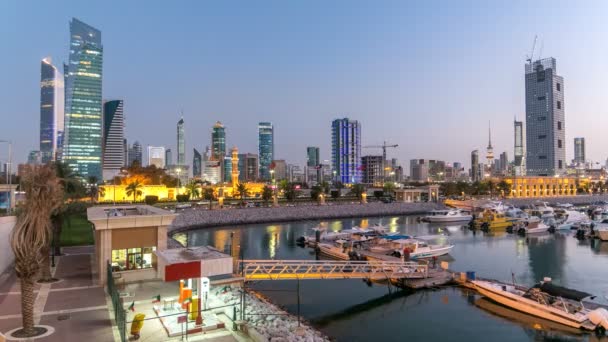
[238,153,259,182]
[193,148,202,177]
[39,57,64,163]
[306,147,320,167]
[409,159,429,182]
[102,100,125,180]
[223,155,233,183]
[147,146,166,169]
[362,155,383,185]
[123,139,128,167]
[453,162,463,171]
[272,160,287,181]
[499,152,509,175]
[258,122,274,180]
[288,164,304,183]
[514,120,526,176]
[203,160,221,184]
[525,58,565,176]
[211,121,226,160]
[471,150,479,182]
[127,141,142,167]
[177,117,185,165]
[574,137,585,165]
[331,118,362,184]
[27,151,42,165]
[165,148,172,166]
[63,18,103,179]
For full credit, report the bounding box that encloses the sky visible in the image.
[1,0,608,171]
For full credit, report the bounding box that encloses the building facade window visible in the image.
[556,83,561,91]
[558,160,563,169]
[537,96,546,101]
[538,116,546,121]
[539,156,547,160]
[558,139,562,148]
[557,101,561,109]
[538,135,546,139]
[111,246,156,272]
[557,121,562,130]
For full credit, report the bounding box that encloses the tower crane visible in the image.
[363,142,398,183]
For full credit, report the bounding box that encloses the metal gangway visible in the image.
[238,260,428,281]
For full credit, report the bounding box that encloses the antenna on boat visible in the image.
[511,270,516,286]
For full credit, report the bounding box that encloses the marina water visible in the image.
[179,215,608,342]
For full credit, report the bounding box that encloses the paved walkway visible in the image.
[0,246,250,342]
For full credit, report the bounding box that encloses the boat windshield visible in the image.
[534,282,593,301]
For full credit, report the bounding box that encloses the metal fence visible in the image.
[107,261,127,342]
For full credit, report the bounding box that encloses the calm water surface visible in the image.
[180,216,608,342]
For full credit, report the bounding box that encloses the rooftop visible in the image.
[87,205,177,230]
[155,246,232,265]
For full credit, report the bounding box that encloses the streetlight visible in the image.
[0,140,12,215]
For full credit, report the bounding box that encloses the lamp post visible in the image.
[0,140,12,215]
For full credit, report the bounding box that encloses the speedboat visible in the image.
[422,209,472,223]
[472,278,608,332]
[594,224,608,241]
[316,240,352,260]
[516,218,550,235]
[385,237,454,260]
[556,210,588,230]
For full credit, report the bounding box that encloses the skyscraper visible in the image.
[362,155,383,185]
[193,148,202,177]
[574,137,585,165]
[165,148,172,166]
[514,119,526,176]
[147,146,166,168]
[499,152,509,175]
[471,150,480,182]
[211,121,226,161]
[525,58,565,176]
[331,118,362,184]
[102,100,125,180]
[63,18,103,179]
[127,141,142,167]
[238,153,259,182]
[306,147,320,167]
[258,122,274,180]
[40,57,64,163]
[177,117,185,166]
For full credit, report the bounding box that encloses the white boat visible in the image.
[517,218,550,235]
[423,209,472,223]
[387,238,454,260]
[472,278,608,331]
[316,240,351,260]
[556,210,588,230]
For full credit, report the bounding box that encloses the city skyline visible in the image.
[3,2,608,170]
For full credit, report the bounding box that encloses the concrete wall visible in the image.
[0,216,16,275]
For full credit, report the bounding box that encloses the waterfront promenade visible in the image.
[170,202,445,234]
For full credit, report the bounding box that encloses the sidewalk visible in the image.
[0,246,249,342]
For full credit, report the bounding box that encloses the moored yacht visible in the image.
[473,278,608,332]
[422,209,472,223]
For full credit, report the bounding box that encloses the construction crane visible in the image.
[363,142,398,183]
[526,35,538,64]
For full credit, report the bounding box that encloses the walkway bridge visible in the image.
[239,260,428,281]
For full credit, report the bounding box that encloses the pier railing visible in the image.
[238,260,428,281]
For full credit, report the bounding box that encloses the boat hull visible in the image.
[598,229,608,242]
[317,244,350,260]
[410,245,454,259]
[425,216,472,223]
[473,281,586,329]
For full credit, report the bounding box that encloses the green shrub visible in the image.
[145,195,159,205]
[176,194,190,202]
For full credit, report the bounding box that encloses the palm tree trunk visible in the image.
[20,277,36,335]
[38,245,54,282]
[52,215,63,256]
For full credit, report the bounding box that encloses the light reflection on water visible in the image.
[185,215,608,342]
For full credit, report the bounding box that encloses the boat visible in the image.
[575,222,596,239]
[381,237,454,260]
[476,210,518,231]
[594,224,608,241]
[555,210,588,230]
[422,209,472,223]
[316,240,352,260]
[472,278,608,332]
[515,218,551,235]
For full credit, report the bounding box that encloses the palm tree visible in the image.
[125,181,143,202]
[185,181,201,199]
[351,183,366,200]
[50,162,85,257]
[383,182,396,194]
[262,185,273,205]
[11,165,62,337]
[203,188,215,210]
[236,183,249,204]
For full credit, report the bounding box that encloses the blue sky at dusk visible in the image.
[1,1,607,169]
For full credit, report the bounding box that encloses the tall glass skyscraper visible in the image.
[306,146,320,167]
[331,118,361,184]
[63,18,103,179]
[258,122,274,180]
[514,120,526,176]
[574,137,585,165]
[102,100,125,180]
[177,118,185,166]
[211,121,226,161]
[40,57,64,163]
[525,58,565,176]
[193,148,202,177]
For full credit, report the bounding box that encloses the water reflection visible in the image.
[527,233,566,283]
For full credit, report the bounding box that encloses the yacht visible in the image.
[473,278,608,332]
[380,237,454,260]
[516,218,550,235]
[556,210,588,230]
[422,209,472,223]
[316,240,352,260]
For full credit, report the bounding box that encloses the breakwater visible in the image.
[169,202,445,233]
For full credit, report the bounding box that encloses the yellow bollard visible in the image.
[130,313,146,339]
[189,296,199,321]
